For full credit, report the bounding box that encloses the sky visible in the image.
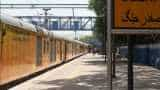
[1,0,89,4]
[0,0,95,16]
[0,0,95,39]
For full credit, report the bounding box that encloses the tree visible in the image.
[89,0,128,47]
[79,35,94,43]
[89,0,106,51]
[80,35,102,48]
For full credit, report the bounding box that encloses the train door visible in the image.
[71,43,73,56]
[69,43,71,58]
[36,36,42,66]
[64,41,67,60]
[62,41,65,61]
[63,40,66,61]
[0,24,3,81]
[56,40,60,61]
[60,40,63,61]
[62,40,65,61]
[72,43,74,56]
[50,39,56,63]
[0,26,2,60]
[0,23,4,61]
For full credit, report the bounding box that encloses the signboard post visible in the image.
[127,35,134,90]
[112,0,160,90]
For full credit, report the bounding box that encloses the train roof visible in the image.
[0,13,89,46]
[0,13,37,32]
[49,31,89,46]
[49,31,79,43]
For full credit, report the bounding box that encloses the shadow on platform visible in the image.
[36,57,107,90]
[113,63,160,90]
[23,55,160,90]
[37,73,107,90]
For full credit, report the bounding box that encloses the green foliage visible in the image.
[89,0,154,46]
[89,0,105,16]
[79,35,95,43]
[89,0,127,46]
[89,0,106,47]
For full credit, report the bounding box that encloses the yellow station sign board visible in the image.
[114,0,160,29]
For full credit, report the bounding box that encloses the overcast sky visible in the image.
[1,0,95,16]
[1,0,89,4]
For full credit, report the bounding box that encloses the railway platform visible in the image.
[10,54,160,90]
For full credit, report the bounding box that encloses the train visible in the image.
[119,44,160,69]
[0,13,89,85]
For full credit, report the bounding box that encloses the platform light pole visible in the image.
[72,8,78,40]
[43,8,51,29]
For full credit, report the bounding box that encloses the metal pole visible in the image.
[104,17,107,63]
[72,8,75,17]
[59,17,62,30]
[43,8,51,29]
[106,0,112,90]
[91,18,93,30]
[128,35,134,90]
[44,9,48,29]
[112,48,116,78]
[112,35,116,78]
[72,8,77,40]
